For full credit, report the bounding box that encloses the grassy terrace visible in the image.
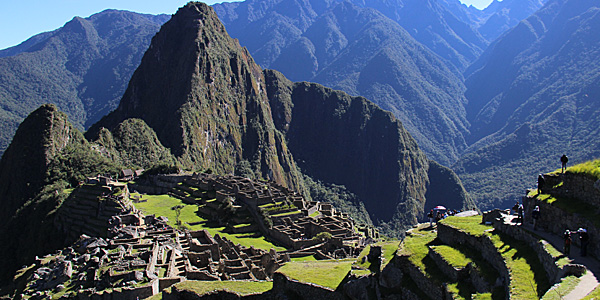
[355,241,400,272]
[441,216,550,299]
[131,192,285,251]
[541,275,580,300]
[430,245,471,269]
[556,158,600,180]
[166,280,273,297]
[277,259,354,289]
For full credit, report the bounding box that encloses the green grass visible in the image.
[290,255,317,262]
[172,280,273,296]
[309,211,320,217]
[355,241,399,271]
[489,233,549,299]
[430,245,471,269]
[440,215,492,237]
[398,225,438,273]
[270,210,301,217]
[277,259,354,289]
[437,215,549,299]
[541,275,580,300]
[565,158,600,180]
[131,192,285,251]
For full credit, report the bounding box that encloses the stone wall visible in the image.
[436,223,510,298]
[542,173,600,208]
[396,254,445,299]
[493,221,563,283]
[523,197,599,260]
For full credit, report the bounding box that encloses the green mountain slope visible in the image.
[456,0,600,209]
[214,0,471,165]
[0,10,168,156]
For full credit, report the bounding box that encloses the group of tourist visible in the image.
[426,208,461,227]
[563,228,590,257]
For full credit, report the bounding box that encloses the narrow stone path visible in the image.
[506,215,600,299]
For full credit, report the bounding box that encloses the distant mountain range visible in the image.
[455,0,600,208]
[0,10,169,156]
[1,0,598,219]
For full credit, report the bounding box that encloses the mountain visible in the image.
[214,0,487,72]
[455,0,600,209]
[477,0,546,41]
[213,0,472,165]
[89,2,474,232]
[0,10,169,157]
[436,0,546,43]
[0,104,121,283]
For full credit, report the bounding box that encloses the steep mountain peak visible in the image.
[0,104,79,224]
[88,2,305,190]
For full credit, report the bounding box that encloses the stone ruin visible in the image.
[170,173,377,259]
[21,209,288,299]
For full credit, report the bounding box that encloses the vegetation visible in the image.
[170,280,273,296]
[132,193,284,251]
[565,159,600,180]
[430,245,471,268]
[541,275,580,300]
[277,259,354,289]
[442,216,549,299]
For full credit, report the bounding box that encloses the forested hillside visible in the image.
[0,10,168,156]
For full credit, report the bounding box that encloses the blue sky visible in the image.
[0,0,494,50]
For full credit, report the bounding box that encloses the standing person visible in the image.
[517,203,524,225]
[531,206,540,229]
[561,154,569,173]
[427,210,434,227]
[578,228,589,257]
[564,230,572,256]
[537,174,545,194]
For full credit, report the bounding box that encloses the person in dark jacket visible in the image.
[561,154,569,173]
[578,228,589,257]
[537,174,545,194]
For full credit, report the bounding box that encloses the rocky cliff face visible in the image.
[265,69,429,223]
[88,3,305,192]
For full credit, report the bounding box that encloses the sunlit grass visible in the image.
[541,275,580,300]
[440,215,492,237]
[131,192,284,251]
[172,280,273,296]
[430,245,471,268]
[277,259,354,289]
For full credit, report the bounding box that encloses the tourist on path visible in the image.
[427,210,434,227]
[561,154,569,173]
[578,228,589,257]
[564,230,572,256]
[531,206,540,230]
[517,203,524,225]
